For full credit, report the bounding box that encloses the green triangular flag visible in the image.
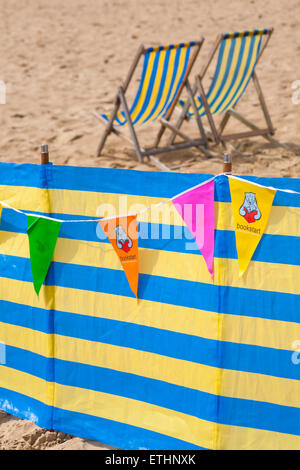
[27,216,61,295]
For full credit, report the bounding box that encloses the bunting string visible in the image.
[0,173,299,223]
[227,174,300,195]
[1,172,300,294]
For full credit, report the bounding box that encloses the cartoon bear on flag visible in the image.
[115,224,133,253]
[239,192,261,224]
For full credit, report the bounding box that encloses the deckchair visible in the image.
[165,29,280,149]
[95,39,213,170]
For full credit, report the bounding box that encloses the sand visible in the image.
[0,410,115,450]
[0,0,299,450]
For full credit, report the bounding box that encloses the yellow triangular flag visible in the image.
[229,177,276,278]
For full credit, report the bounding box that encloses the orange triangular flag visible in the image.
[98,215,139,298]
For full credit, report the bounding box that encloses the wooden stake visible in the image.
[223,152,232,174]
[41,144,49,165]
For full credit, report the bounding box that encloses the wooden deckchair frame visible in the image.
[165,28,285,150]
[95,38,214,171]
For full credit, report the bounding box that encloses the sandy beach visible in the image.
[0,0,299,450]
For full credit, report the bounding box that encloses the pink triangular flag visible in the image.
[172,179,215,278]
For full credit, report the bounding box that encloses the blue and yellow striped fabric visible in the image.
[101,42,196,126]
[0,163,300,450]
[179,29,268,116]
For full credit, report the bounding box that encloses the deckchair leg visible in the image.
[160,118,214,158]
[218,99,240,139]
[252,71,275,135]
[167,93,195,146]
[96,126,111,157]
[167,77,219,148]
[155,79,213,158]
[218,110,231,136]
[96,96,121,157]
[185,79,209,148]
[225,109,290,150]
[154,81,203,150]
[196,76,220,145]
[118,86,144,162]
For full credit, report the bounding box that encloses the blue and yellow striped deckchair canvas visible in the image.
[170,29,277,148]
[95,39,213,168]
[0,162,300,449]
